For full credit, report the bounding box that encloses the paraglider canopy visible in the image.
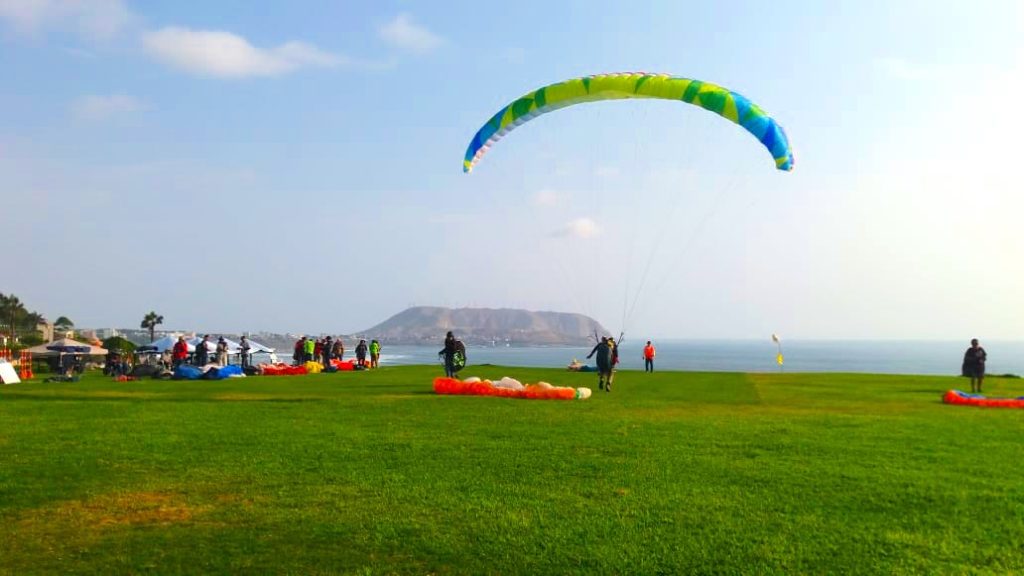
[463,72,794,173]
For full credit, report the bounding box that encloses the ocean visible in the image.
[311,340,1024,376]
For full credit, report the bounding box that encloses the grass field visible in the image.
[1,366,1023,574]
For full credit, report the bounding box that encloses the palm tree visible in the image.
[24,312,46,335]
[54,316,74,336]
[0,293,24,340]
[140,311,164,342]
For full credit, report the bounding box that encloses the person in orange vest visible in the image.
[643,340,656,373]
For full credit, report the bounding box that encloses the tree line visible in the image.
[0,292,47,345]
[1,289,165,348]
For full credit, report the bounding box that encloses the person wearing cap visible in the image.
[322,335,334,366]
[216,336,229,366]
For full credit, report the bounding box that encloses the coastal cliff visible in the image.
[359,307,608,346]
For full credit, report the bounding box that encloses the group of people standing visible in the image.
[582,337,659,392]
[436,331,659,392]
[292,336,381,368]
[170,334,251,368]
[586,336,620,392]
[193,335,231,367]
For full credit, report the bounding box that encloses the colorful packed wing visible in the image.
[943,389,1024,409]
[434,377,591,400]
[463,72,794,173]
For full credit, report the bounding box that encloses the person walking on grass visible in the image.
[369,339,381,368]
[963,338,987,394]
[586,336,615,392]
[440,331,457,378]
[643,340,656,373]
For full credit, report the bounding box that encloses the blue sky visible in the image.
[2,1,1022,339]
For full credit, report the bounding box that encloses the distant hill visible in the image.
[360,307,608,346]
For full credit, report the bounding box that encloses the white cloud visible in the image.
[552,217,600,239]
[0,0,132,39]
[532,189,561,207]
[70,94,145,121]
[379,13,442,55]
[143,26,347,78]
[594,165,620,179]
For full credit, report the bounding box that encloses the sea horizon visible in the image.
[266,338,1024,377]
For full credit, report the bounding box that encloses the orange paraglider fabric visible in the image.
[260,363,309,376]
[330,359,358,371]
[433,377,583,400]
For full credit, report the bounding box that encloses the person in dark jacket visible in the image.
[239,336,252,368]
[586,336,615,392]
[439,331,457,377]
[355,339,368,367]
[195,334,210,366]
[963,338,987,393]
[322,336,333,366]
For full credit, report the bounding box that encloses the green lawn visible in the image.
[1,366,1022,575]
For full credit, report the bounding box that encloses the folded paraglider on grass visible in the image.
[943,389,1024,409]
[434,376,591,400]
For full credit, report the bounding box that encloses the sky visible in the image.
[1,0,1022,340]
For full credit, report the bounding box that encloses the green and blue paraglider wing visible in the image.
[463,72,794,173]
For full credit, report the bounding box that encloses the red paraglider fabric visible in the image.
[260,363,309,376]
[943,389,1024,409]
[330,359,358,371]
[433,377,579,400]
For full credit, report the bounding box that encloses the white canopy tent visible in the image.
[136,336,194,353]
[187,337,275,354]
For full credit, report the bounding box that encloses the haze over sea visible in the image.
[365,339,1024,377]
